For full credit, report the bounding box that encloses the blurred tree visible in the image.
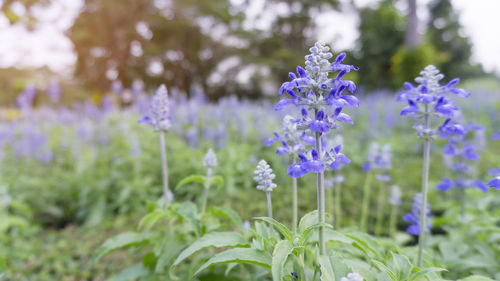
[355,0,405,90]
[246,0,339,97]
[426,0,473,78]
[405,0,419,49]
[68,0,249,99]
[0,0,51,29]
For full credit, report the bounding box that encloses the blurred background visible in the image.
[1,0,499,104]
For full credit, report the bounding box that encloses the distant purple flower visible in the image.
[403,193,432,236]
[491,129,500,140]
[47,80,61,103]
[488,177,500,190]
[110,80,123,94]
[17,84,37,110]
[138,85,173,132]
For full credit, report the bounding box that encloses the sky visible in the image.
[0,0,499,75]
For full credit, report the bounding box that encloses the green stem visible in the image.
[202,168,212,213]
[159,131,170,209]
[389,204,398,238]
[374,181,386,236]
[266,191,273,234]
[459,186,465,221]
[292,156,298,234]
[334,172,342,229]
[360,172,372,232]
[315,129,326,255]
[417,104,431,267]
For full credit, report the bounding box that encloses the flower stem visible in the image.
[334,171,342,229]
[360,172,372,232]
[202,168,212,213]
[417,104,431,267]
[374,182,386,236]
[389,204,398,238]
[315,130,326,255]
[159,131,170,209]
[292,156,298,233]
[459,186,465,220]
[266,191,273,234]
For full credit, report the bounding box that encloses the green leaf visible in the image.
[346,232,383,259]
[299,223,333,245]
[272,240,294,281]
[319,255,351,281]
[209,206,243,228]
[194,248,272,276]
[460,276,495,281]
[173,232,249,266]
[176,175,206,189]
[138,210,167,231]
[156,236,185,273]
[254,217,294,241]
[391,252,413,280]
[113,263,148,281]
[408,267,446,281]
[93,232,153,263]
[373,260,397,280]
[210,176,224,190]
[298,210,319,233]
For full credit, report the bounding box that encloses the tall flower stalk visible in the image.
[388,185,402,238]
[254,160,277,233]
[266,115,306,233]
[436,118,487,219]
[276,41,359,254]
[360,142,378,232]
[202,148,217,213]
[374,144,392,236]
[397,65,469,266]
[138,84,173,209]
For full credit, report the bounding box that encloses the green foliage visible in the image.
[390,43,439,88]
[356,0,405,90]
[426,0,476,79]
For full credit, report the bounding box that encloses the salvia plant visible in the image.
[374,144,392,236]
[388,185,402,238]
[403,193,432,237]
[397,65,469,266]
[266,115,307,232]
[436,117,489,218]
[138,84,173,209]
[275,41,359,254]
[254,159,277,232]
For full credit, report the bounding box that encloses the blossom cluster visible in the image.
[362,142,392,182]
[274,41,359,178]
[253,160,277,192]
[403,193,432,236]
[436,118,488,192]
[397,65,469,138]
[138,85,173,131]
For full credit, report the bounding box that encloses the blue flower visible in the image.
[491,129,500,140]
[403,193,432,236]
[437,177,453,191]
[487,177,500,190]
[274,41,359,178]
[287,154,310,178]
[397,65,468,136]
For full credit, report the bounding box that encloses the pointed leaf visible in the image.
[254,217,294,241]
[194,248,272,276]
[93,232,154,262]
[173,232,249,266]
[272,240,294,281]
[176,175,206,189]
